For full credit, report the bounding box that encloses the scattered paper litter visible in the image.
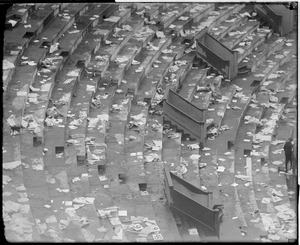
[69,30,80,34]
[217,166,225,172]
[272,161,283,166]
[3,175,12,185]
[156,31,165,38]
[188,228,199,235]
[187,144,200,150]
[7,19,18,26]
[235,174,252,182]
[272,196,282,203]
[63,78,74,84]
[190,154,201,160]
[261,198,271,203]
[3,161,22,170]
[67,68,81,77]
[118,210,127,216]
[271,140,285,145]
[272,189,284,197]
[41,83,51,92]
[46,215,57,223]
[86,85,95,92]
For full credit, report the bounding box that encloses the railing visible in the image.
[163,88,206,145]
[255,3,294,36]
[196,33,238,80]
[164,167,223,238]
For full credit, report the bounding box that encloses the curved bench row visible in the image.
[75,3,196,241]
[3,4,86,94]
[218,35,296,241]
[15,4,128,242]
[241,60,296,241]
[3,4,132,242]
[180,5,298,241]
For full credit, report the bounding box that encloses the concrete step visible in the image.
[177,66,207,101]
[209,5,254,40]
[46,7,134,141]
[3,2,298,243]
[120,34,173,95]
[3,4,61,90]
[57,4,116,54]
[3,3,89,124]
[135,38,187,104]
[234,93,268,151]
[207,81,237,129]
[238,35,285,72]
[166,51,197,92]
[17,6,122,162]
[232,95,269,235]
[164,4,214,37]
[102,28,155,87]
[144,112,183,241]
[190,73,223,111]
[186,4,246,41]
[221,21,261,50]
[235,26,274,64]
[249,83,297,240]
[155,3,197,29]
[3,143,42,241]
[162,126,182,171]
[180,139,201,188]
[99,3,197,88]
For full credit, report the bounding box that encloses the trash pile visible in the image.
[133,26,155,41]
[97,206,164,241]
[68,111,87,129]
[150,88,164,109]
[233,91,250,102]
[259,202,297,241]
[170,157,188,178]
[144,140,162,151]
[244,115,263,125]
[128,113,146,132]
[3,200,34,241]
[44,106,63,126]
[95,54,110,68]
[21,114,44,134]
[144,153,160,163]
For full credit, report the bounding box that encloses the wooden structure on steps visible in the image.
[164,167,224,238]
[163,87,206,147]
[196,33,238,80]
